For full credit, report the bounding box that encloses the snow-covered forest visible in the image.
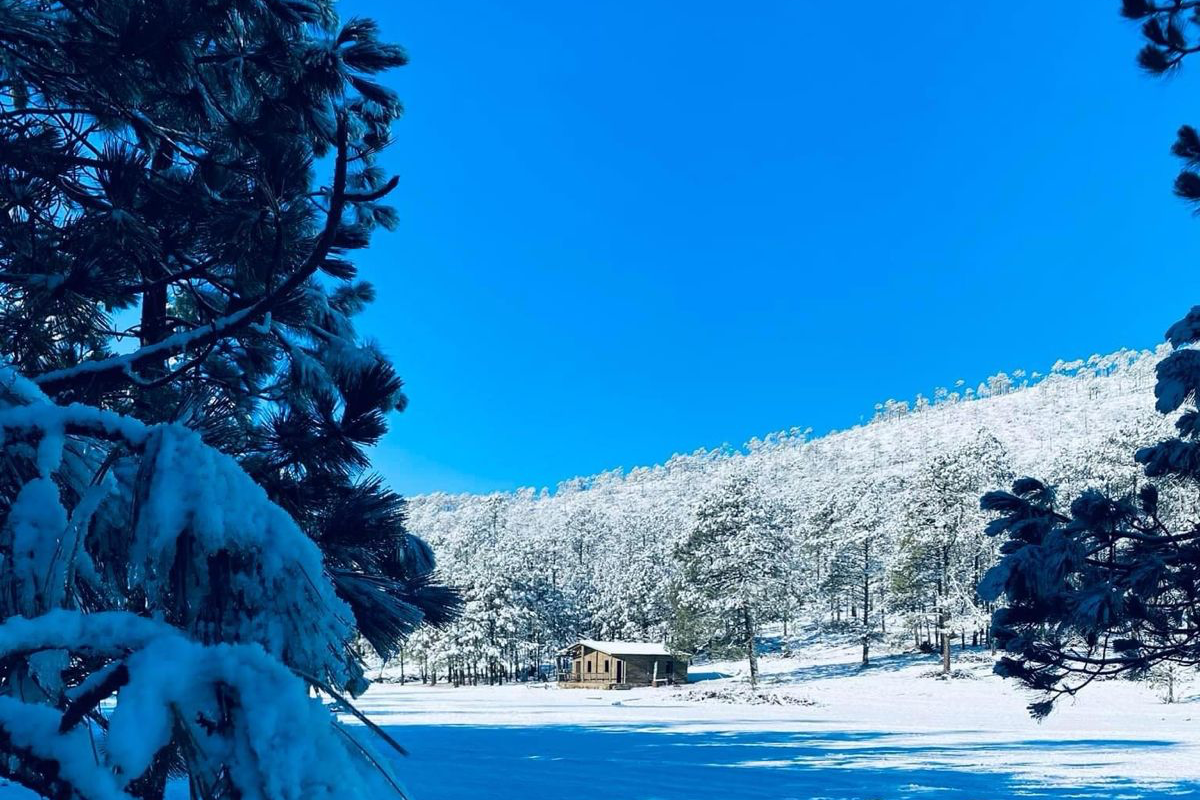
[402,346,1180,682]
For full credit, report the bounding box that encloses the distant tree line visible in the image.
[403,347,1174,685]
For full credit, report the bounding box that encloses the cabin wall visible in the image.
[574,647,619,683]
[620,655,689,685]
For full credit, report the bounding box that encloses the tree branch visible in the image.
[31,114,351,398]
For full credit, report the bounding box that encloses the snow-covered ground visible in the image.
[360,643,1200,800]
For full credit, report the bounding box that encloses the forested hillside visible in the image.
[401,346,1178,683]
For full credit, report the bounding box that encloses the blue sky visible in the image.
[343,2,1200,495]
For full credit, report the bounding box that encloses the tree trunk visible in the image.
[939,548,951,674]
[861,538,871,666]
[941,619,951,675]
[743,605,758,689]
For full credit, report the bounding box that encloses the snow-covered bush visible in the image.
[680,685,818,706]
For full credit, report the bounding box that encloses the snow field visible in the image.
[356,643,1200,800]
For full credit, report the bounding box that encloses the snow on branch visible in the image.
[0,365,399,799]
[31,307,257,396]
[0,610,400,800]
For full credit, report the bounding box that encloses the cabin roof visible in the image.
[569,639,678,657]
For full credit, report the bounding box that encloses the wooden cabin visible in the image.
[558,640,689,689]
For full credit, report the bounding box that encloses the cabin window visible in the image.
[586,660,592,672]
[665,661,674,675]
[604,659,610,673]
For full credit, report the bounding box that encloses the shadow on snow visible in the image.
[379,722,1196,800]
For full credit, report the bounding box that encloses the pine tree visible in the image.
[978,1,1200,718]
[0,0,457,680]
[0,1,454,796]
[896,434,1011,673]
[673,474,788,688]
[980,324,1200,715]
[837,479,896,667]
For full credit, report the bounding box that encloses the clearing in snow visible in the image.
[357,642,1200,800]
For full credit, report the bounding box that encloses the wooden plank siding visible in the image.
[559,643,689,689]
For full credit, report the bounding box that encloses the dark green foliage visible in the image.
[1120,4,1200,209]
[0,0,455,698]
[981,459,1200,714]
[980,344,1200,712]
[1121,1,1200,74]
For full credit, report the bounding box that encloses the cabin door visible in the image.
[616,661,624,683]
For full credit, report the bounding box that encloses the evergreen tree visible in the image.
[895,434,1011,673]
[980,325,1200,715]
[0,0,455,684]
[838,479,896,667]
[673,474,788,688]
[0,0,454,796]
[978,0,1200,718]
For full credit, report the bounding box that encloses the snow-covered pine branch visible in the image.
[0,369,398,799]
[0,611,400,800]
